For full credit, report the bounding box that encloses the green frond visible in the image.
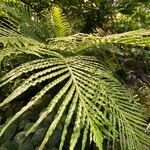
[0,58,65,87]
[59,91,78,150]
[50,6,70,37]
[0,27,150,150]
[1,0,17,3]
[26,77,72,136]
[0,1,150,149]
[90,123,103,150]
[39,84,75,150]
[47,29,150,56]
[0,2,71,42]
[81,121,89,150]
[0,2,72,74]
[0,66,69,107]
[0,33,64,73]
[69,101,83,150]
[0,36,43,66]
[0,72,71,137]
[0,56,150,150]
[101,29,150,47]
[0,2,52,42]
[0,35,43,48]
[94,74,150,149]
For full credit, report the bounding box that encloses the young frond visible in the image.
[50,6,71,37]
[0,56,149,150]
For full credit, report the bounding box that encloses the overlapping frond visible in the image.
[0,56,150,150]
[47,29,150,56]
[0,1,71,73]
[0,2,47,42]
[0,2,70,43]
[0,32,63,73]
[94,74,150,150]
[101,29,150,47]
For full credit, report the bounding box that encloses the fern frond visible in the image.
[49,6,70,37]
[39,84,75,150]
[59,91,78,150]
[47,29,150,56]
[0,56,150,150]
[0,2,52,42]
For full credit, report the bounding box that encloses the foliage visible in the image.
[0,1,150,150]
[112,6,150,33]
[3,0,149,34]
[0,2,70,43]
[17,0,113,33]
[45,6,71,37]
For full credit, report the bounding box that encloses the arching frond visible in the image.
[0,39,62,74]
[0,1,72,73]
[0,56,149,150]
[0,2,49,42]
[47,29,150,56]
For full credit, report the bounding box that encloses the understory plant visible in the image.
[0,1,150,150]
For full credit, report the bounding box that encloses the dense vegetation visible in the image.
[0,0,150,150]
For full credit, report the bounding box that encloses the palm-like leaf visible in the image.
[0,55,150,149]
[0,2,70,42]
[47,29,150,55]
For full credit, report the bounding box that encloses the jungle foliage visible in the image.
[0,0,150,150]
